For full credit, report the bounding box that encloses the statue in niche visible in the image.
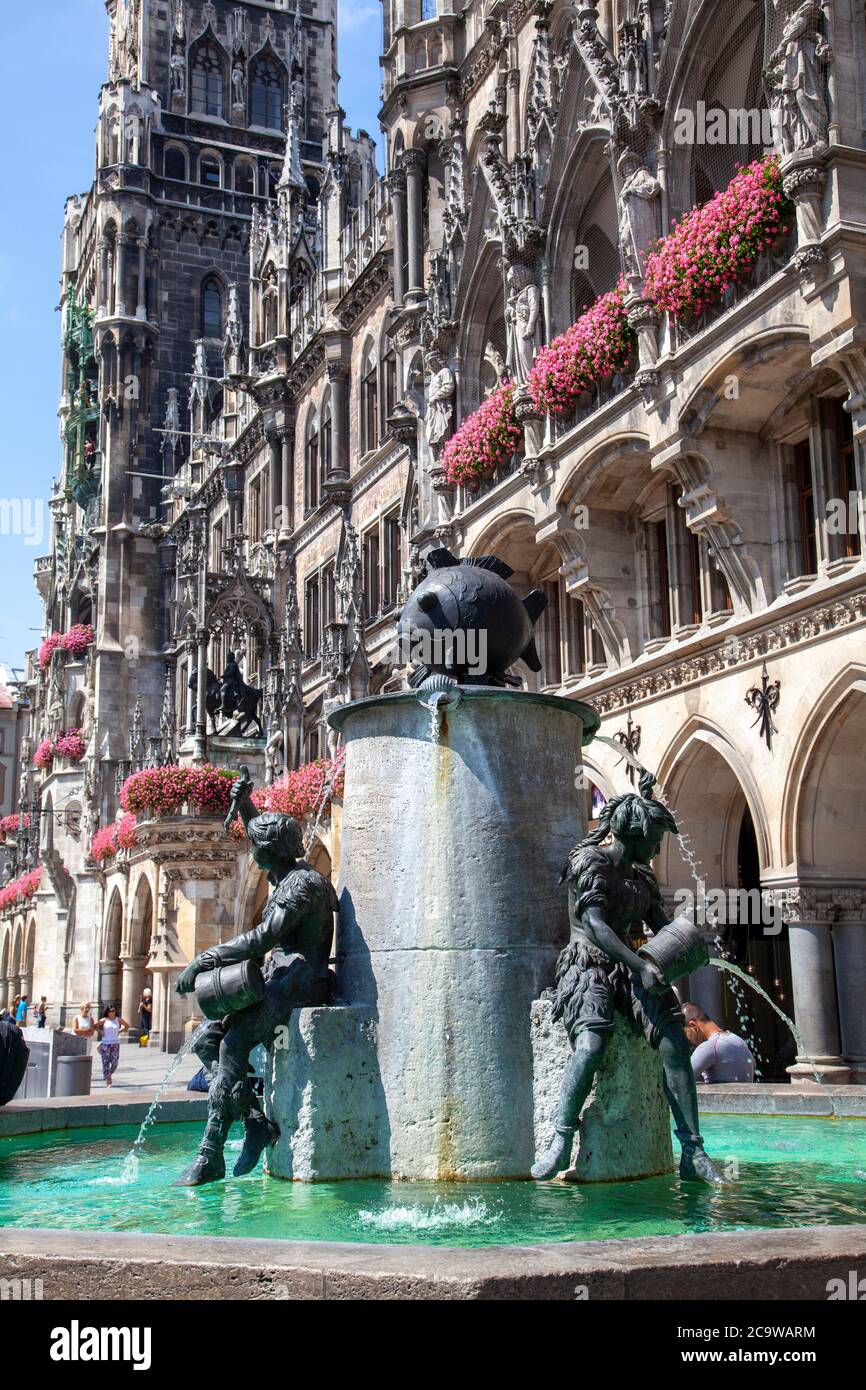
[617,149,661,281]
[423,350,455,454]
[175,769,338,1185]
[231,61,247,112]
[532,768,727,1186]
[765,0,831,156]
[264,716,284,783]
[505,264,541,387]
[170,52,186,101]
[215,651,264,738]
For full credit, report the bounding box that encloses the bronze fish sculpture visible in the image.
[396,547,548,687]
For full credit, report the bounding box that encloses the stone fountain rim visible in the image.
[327,687,600,745]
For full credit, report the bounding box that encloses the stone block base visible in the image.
[263,1006,388,1181]
[531,998,674,1182]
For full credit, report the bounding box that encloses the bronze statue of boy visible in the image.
[532,770,727,1185]
[174,772,338,1187]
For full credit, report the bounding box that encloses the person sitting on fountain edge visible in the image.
[683,1003,756,1083]
[173,772,338,1187]
[532,768,727,1186]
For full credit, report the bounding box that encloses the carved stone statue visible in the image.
[174,771,339,1186]
[505,264,541,386]
[617,150,661,281]
[170,52,186,101]
[765,1,831,156]
[264,717,284,784]
[423,350,455,453]
[532,769,727,1186]
[231,61,247,112]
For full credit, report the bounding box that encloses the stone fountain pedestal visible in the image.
[265,686,675,1184]
[327,688,598,1180]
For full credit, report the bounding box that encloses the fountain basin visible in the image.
[0,1114,864,1247]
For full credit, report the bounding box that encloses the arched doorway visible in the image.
[122,876,154,1040]
[791,684,866,1082]
[659,729,786,1077]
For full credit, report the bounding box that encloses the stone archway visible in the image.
[787,685,866,1082]
[122,875,154,1040]
[21,916,36,1008]
[99,888,124,1013]
[658,727,790,1078]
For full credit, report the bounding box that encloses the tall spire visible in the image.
[278,92,306,196]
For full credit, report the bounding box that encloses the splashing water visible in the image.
[592,734,774,1079]
[710,958,837,1114]
[357,1197,501,1234]
[121,1023,209,1183]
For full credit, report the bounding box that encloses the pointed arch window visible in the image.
[321,398,333,480]
[191,42,226,119]
[249,55,284,130]
[201,277,223,337]
[361,345,379,454]
[305,414,320,513]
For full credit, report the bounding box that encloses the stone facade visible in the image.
[3,1,865,1085]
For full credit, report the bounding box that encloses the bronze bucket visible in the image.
[194,960,266,1021]
[638,916,710,986]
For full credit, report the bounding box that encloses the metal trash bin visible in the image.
[54,1054,93,1098]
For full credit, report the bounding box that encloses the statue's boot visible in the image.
[677,1130,729,1185]
[531,1124,576,1180]
[172,1114,229,1187]
[233,1108,280,1177]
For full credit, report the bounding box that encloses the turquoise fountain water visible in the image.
[1,1115,863,1246]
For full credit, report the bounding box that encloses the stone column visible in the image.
[403,151,426,305]
[136,238,147,319]
[185,647,196,737]
[279,425,294,535]
[193,626,209,764]
[388,169,407,306]
[120,954,148,1039]
[98,958,122,1013]
[265,425,281,533]
[97,237,109,315]
[326,362,349,483]
[774,888,850,1084]
[831,891,866,1084]
[116,235,128,317]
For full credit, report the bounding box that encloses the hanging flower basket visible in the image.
[60,623,95,658]
[119,764,236,819]
[0,814,29,843]
[38,634,62,669]
[34,740,54,770]
[52,728,86,764]
[643,156,792,319]
[227,758,345,841]
[0,869,42,914]
[91,814,138,864]
[441,385,523,489]
[528,279,635,418]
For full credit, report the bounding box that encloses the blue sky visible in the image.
[0,0,382,674]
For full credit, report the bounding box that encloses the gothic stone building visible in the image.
[5,0,866,1079]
